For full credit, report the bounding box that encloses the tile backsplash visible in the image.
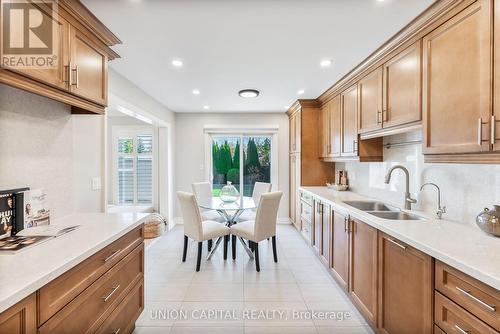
[337,131,500,225]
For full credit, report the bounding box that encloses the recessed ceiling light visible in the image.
[320,59,332,67]
[297,89,305,95]
[203,105,210,110]
[284,106,290,110]
[192,89,200,95]
[239,89,260,98]
[171,59,183,67]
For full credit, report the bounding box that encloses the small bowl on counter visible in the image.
[326,183,349,191]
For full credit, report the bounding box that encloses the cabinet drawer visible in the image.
[435,292,497,334]
[300,201,312,222]
[96,279,144,334]
[300,192,313,206]
[435,261,500,331]
[39,243,144,334]
[38,225,143,325]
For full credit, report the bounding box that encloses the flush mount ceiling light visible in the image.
[297,89,305,95]
[192,89,200,95]
[238,89,260,98]
[171,59,183,67]
[284,106,290,110]
[203,105,210,110]
[320,59,332,67]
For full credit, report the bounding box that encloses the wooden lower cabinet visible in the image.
[378,232,433,334]
[0,294,36,334]
[330,211,349,291]
[320,203,331,266]
[313,200,322,254]
[349,218,378,327]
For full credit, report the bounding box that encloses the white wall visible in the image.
[0,85,103,219]
[337,131,500,225]
[174,112,289,219]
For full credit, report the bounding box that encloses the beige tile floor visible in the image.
[134,224,374,334]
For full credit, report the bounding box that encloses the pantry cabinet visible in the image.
[378,232,433,334]
[349,218,378,327]
[0,1,120,114]
[331,211,349,291]
[423,0,492,159]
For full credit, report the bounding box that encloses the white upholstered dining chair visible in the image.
[177,191,230,271]
[237,182,272,221]
[229,191,283,271]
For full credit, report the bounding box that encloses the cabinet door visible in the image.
[319,104,330,158]
[320,204,331,266]
[0,294,36,334]
[289,112,300,153]
[358,67,383,133]
[289,154,297,227]
[383,41,422,128]
[70,27,108,105]
[313,200,322,254]
[330,95,342,157]
[349,218,378,326]
[378,233,433,334]
[422,0,491,154]
[331,211,349,291]
[341,84,359,156]
[8,5,70,90]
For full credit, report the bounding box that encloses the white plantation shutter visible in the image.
[115,132,154,205]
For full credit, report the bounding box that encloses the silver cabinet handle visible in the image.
[377,110,383,124]
[387,238,406,251]
[104,249,122,262]
[102,285,121,302]
[478,117,483,146]
[454,324,469,334]
[456,286,496,312]
[492,115,496,145]
[344,217,348,233]
[112,329,121,334]
[353,140,358,153]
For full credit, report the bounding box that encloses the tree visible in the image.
[227,168,240,184]
[212,142,221,174]
[233,142,240,169]
[219,141,232,175]
[245,138,260,172]
[257,137,271,166]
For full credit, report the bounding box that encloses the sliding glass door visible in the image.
[211,135,272,197]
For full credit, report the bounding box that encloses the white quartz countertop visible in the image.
[0,212,148,313]
[300,187,500,291]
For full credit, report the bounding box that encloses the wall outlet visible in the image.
[91,177,101,191]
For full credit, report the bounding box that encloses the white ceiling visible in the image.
[83,0,434,113]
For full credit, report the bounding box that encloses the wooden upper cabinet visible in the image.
[69,27,108,106]
[349,218,378,327]
[358,67,383,134]
[383,41,422,128]
[289,111,299,153]
[318,103,330,158]
[378,232,433,334]
[331,211,349,291]
[493,0,500,152]
[341,84,359,157]
[330,95,342,157]
[9,5,70,90]
[422,0,491,155]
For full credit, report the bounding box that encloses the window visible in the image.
[113,128,155,205]
[211,135,273,197]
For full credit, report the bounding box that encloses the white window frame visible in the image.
[112,126,157,207]
[204,125,279,195]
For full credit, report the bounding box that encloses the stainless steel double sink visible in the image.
[342,201,425,221]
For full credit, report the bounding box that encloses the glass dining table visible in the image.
[198,196,256,260]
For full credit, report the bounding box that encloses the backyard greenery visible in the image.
[212,137,271,196]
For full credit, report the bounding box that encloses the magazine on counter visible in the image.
[0,193,15,237]
[24,189,50,229]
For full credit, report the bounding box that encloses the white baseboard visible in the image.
[173,217,292,225]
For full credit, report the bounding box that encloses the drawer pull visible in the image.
[102,285,121,302]
[456,286,496,312]
[104,250,122,262]
[387,238,406,251]
[112,329,121,334]
[454,324,470,334]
